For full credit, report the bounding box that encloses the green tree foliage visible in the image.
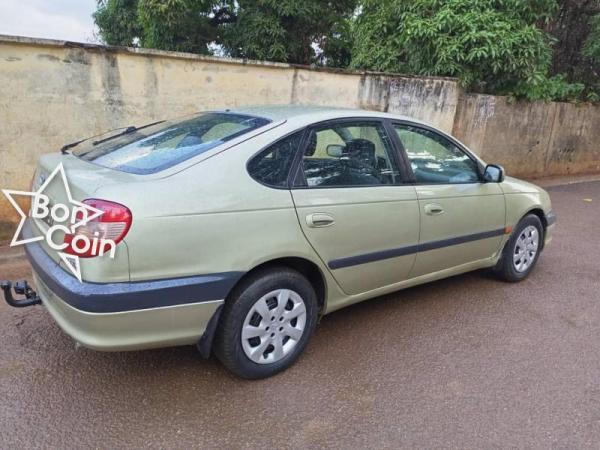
[315,17,355,67]
[584,14,600,64]
[580,5,600,100]
[95,0,236,54]
[94,0,355,63]
[583,15,600,101]
[137,0,234,54]
[94,0,142,47]
[92,0,600,102]
[351,0,564,97]
[221,0,356,65]
[544,1,600,101]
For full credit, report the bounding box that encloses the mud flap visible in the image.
[196,304,223,359]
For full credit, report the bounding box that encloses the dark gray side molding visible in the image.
[329,228,506,270]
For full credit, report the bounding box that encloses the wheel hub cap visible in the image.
[241,289,307,364]
[513,225,539,273]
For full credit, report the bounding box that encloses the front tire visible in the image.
[494,214,544,282]
[214,267,318,379]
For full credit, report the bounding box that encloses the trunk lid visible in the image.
[29,153,135,279]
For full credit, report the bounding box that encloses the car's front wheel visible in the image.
[494,214,544,282]
[214,267,318,379]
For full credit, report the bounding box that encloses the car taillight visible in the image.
[63,199,132,258]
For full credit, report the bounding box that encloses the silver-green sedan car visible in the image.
[2,106,555,378]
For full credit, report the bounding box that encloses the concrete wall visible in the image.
[0,34,599,239]
[452,94,600,178]
[0,35,460,238]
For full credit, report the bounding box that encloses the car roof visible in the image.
[219,105,430,127]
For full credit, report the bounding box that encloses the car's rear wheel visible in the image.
[494,214,544,282]
[214,267,318,379]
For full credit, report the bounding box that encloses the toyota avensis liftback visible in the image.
[1,106,555,379]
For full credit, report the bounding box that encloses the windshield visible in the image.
[73,112,271,174]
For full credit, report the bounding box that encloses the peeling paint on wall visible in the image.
[387,77,460,132]
[473,96,495,127]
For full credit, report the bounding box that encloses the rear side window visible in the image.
[74,113,271,174]
[247,132,304,187]
[296,121,400,188]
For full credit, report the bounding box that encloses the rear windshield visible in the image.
[73,112,271,174]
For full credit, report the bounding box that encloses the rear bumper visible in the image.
[5,221,243,351]
[33,271,224,351]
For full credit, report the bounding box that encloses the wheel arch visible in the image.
[232,257,328,314]
[523,207,547,249]
[197,256,327,359]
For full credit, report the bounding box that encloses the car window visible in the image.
[247,132,304,187]
[394,125,480,184]
[297,122,400,188]
[74,113,271,174]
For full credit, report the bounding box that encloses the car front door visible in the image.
[291,119,419,295]
[392,123,506,278]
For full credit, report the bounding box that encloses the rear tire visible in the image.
[214,267,318,379]
[494,214,544,282]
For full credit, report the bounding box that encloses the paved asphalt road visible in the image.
[0,181,599,449]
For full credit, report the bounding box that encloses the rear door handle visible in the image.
[424,203,445,216]
[306,213,335,228]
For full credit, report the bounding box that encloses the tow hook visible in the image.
[0,280,42,308]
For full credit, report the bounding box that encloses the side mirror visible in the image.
[483,164,505,183]
[326,144,345,158]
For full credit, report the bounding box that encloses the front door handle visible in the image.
[424,203,445,216]
[306,213,335,228]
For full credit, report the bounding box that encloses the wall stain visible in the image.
[98,52,125,126]
[36,54,60,62]
[358,74,390,112]
[143,56,158,116]
[554,145,576,162]
[473,96,495,127]
[65,48,91,65]
[290,68,299,104]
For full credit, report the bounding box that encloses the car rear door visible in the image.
[391,122,506,278]
[290,119,420,295]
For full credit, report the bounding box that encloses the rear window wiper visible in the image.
[60,120,165,154]
[60,126,130,154]
[91,120,165,146]
[60,136,98,154]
